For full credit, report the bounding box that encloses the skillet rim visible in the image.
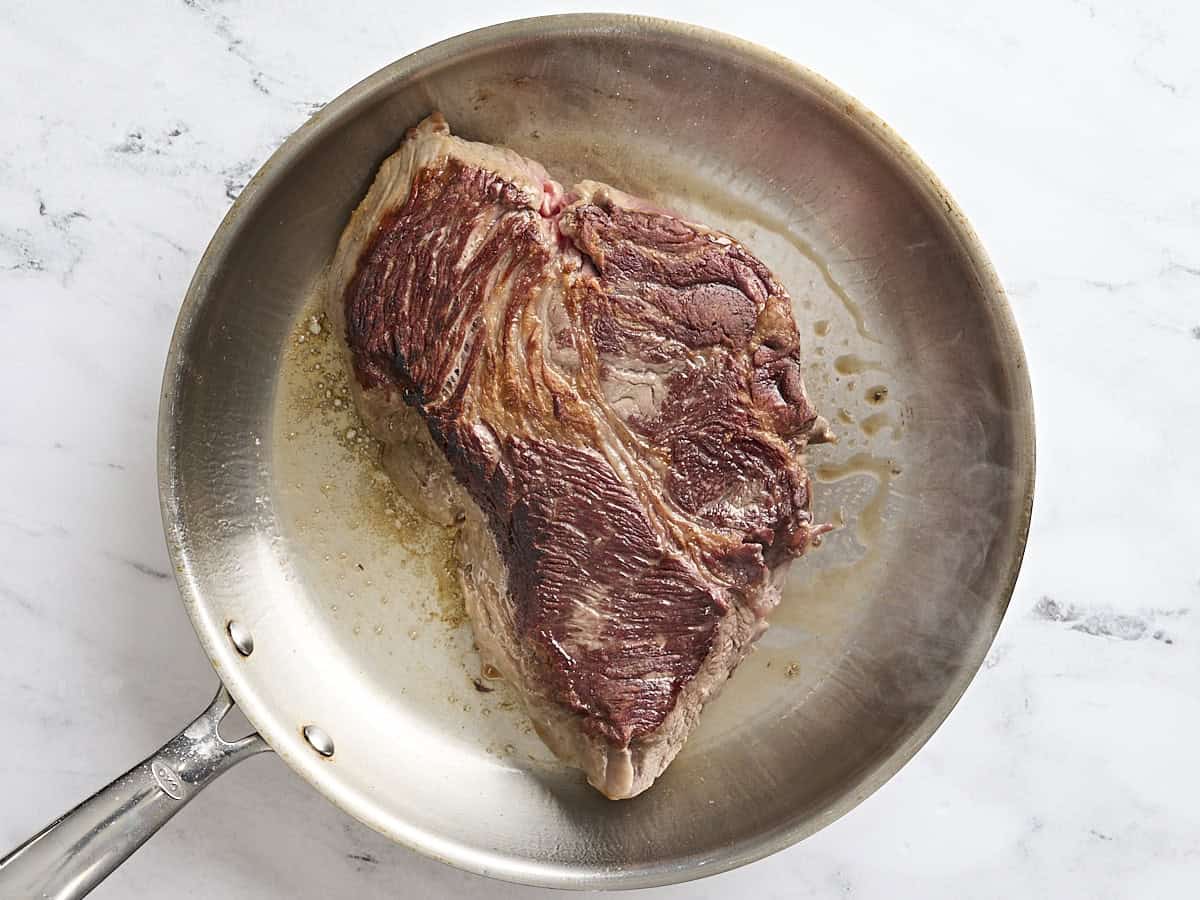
[157,13,1036,889]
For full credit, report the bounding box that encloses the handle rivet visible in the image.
[227,621,254,657]
[303,725,335,757]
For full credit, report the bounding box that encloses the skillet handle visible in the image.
[0,684,268,900]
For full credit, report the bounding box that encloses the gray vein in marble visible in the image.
[183,0,326,114]
[37,199,89,228]
[1032,595,1186,644]
[1082,278,1138,293]
[0,516,70,541]
[223,159,256,202]
[95,105,271,209]
[102,125,271,205]
[1135,64,1180,96]
[183,0,268,92]
[35,440,132,472]
[1130,12,1186,96]
[146,229,191,256]
[828,869,855,897]
[1017,268,1200,340]
[1,197,93,284]
[111,125,190,158]
[1070,0,1097,20]
[105,554,171,581]
[0,582,39,617]
[1013,815,1046,866]
[0,228,46,273]
[983,641,1011,669]
[1166,261,1200,278]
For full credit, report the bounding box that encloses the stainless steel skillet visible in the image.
[0,13,1034,896]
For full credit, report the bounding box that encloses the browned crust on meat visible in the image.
[340,125,822,750]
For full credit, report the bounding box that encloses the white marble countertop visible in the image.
[2,1,1197,897]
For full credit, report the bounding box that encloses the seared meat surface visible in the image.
[328,114,827,798]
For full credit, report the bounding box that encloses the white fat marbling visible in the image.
[1,1,1198,897]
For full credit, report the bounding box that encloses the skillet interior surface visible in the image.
[160,14,1034,890]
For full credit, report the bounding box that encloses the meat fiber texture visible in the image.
[327,114,828,799]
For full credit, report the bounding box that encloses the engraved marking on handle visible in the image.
[150,760,185,800]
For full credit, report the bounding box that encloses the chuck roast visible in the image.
[327,114,828,799]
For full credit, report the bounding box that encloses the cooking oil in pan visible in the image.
[272,289,553,767]
[269,164,911,768]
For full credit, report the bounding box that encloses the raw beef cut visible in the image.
[327,114,828,798]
